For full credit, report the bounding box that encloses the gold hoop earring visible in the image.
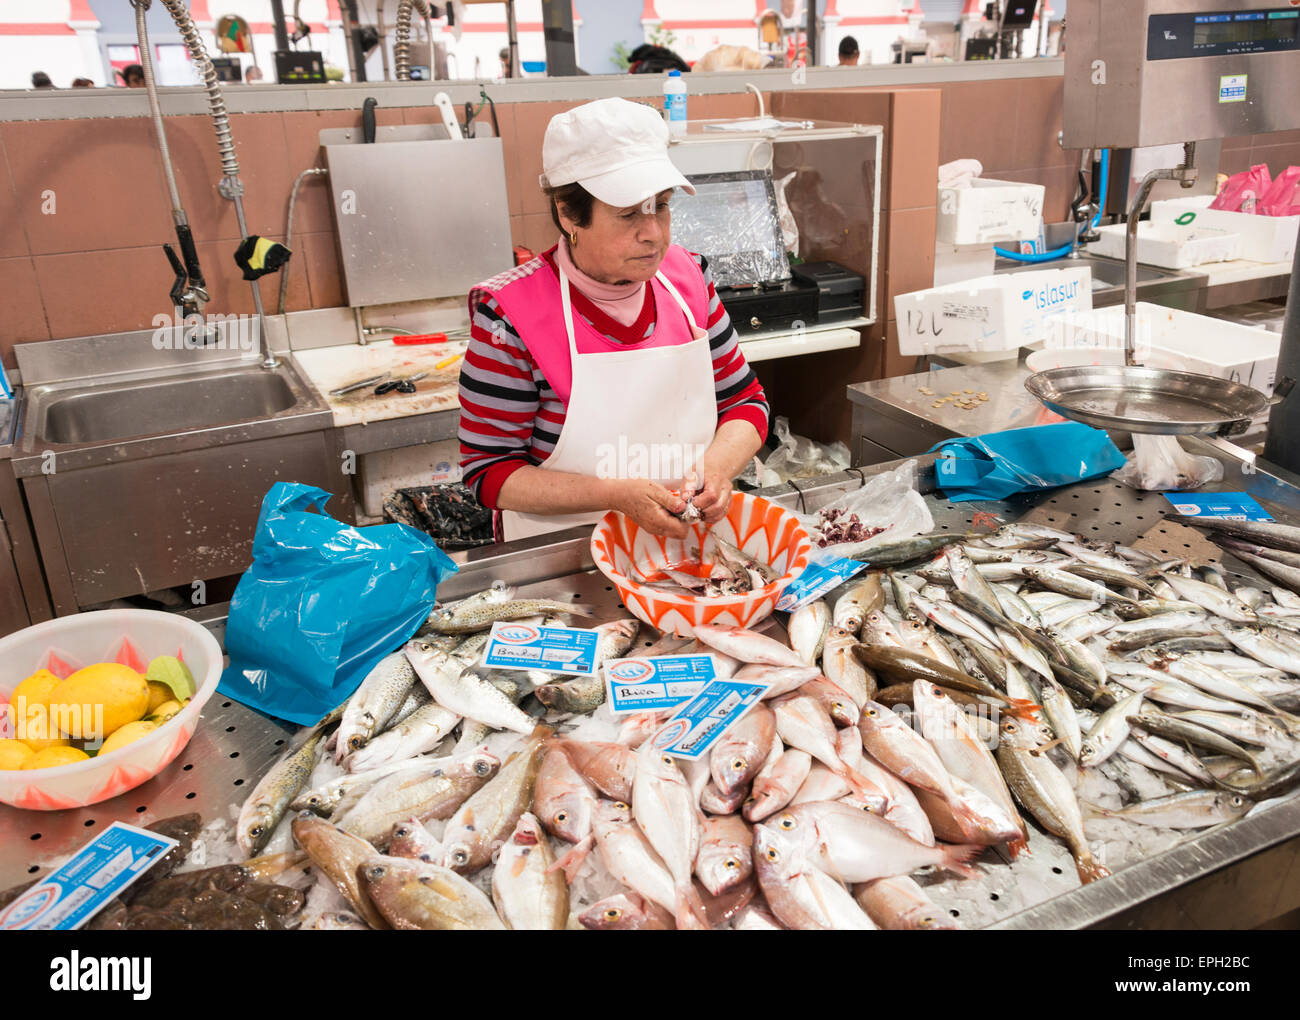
[569,230,577,247]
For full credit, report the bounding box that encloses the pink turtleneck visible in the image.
[553,235,650,328]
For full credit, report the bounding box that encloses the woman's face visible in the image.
[560,190,673,285]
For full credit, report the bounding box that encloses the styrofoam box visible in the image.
[1087,221,1240,269]
[936,178,1045,246]
[1149,195,1300,265]
[895,266,1092,357]
[933,241,996,287]
[1041,302,1280,395]
[358,439,461,518]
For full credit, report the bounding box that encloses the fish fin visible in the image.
[1076,854,1110,885]
[940,843,985,879]
[564,604,595,618]
[553,837,594,883]
[675,882,710,931]
[529,723,556,741]
[1005,836,1031,860]
[1077,800,1113,819]
[1005,698,1043,722]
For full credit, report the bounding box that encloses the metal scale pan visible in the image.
[1024,365,1271,437]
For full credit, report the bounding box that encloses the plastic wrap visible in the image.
[773,171,800,257]
[668,172,790,288]
[1112,434,1224,492]
[800,460,934,553]
[1210,164,1272,214]
[763,416,850,483]
[1260,166,1300,217]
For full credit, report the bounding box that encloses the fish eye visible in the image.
[725,858,739,870]
[614,801,629,811]
[661,755,673,766]
[395,826,411,837]
[765,847,780,862]
[1003,722,1017,733]
[451,848,469,865]
[419,854,434,863]
[555,811,568,824]
[932,687,943,696]
[418,876,436,887]
[604,908,622,922]
[249,826,263,838]
[732,758,746,771]
[865,708,877,717]
[918,917,936,928]
[367,865,386,880]
[474,760,492,776]
[1231,796,1245,807]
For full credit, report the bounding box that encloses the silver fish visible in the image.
[789,600,831,665]
[1159,573,1257,624]
[336,652,421,762]
[592,799,681,925]
[421,598,593,635]
[491,812,568,930]
[710,702,776,794]
[822,627,876,708]
[1079,687,1145,768]
[1087,790,1252,829]
[238,729,327,857]
[344,702,461,773]
[406,639,536,735]
[834,574,885,634]
[752,821,878,930]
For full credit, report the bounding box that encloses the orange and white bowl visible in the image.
[591,491,811,638]
[0,610,224,811]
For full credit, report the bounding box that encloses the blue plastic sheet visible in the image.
[929,422,1126,503]
[219,483,457,725]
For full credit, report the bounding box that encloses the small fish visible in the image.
[745,748,812,822]
[361,856,506,930]
[1159,572,1258,624]
[1079,687,1145,768]
[821,627,876,708]
[695,814,754,896]
[344,703,461,773]
[1086,790,1252,829]
[291,815,392,930]
[579,893,674,931]
[833,574,885,635]
[553,739,636,802]
[710,702,776,794]
[735,663,822,700]
[789,600,832,665]
[338,751,499,847]
[701,780,749,815]
[853,876,957,930]
[841,532,979,567]
[491,812,568,930]
[753,822,878,930]
[1024,566,1136,606]
[237,729,326,857]
[633,740,708,930]
[693,623,808,669]
[406,640,536,735]
[336,652,420,762]
[534,747,598,880]
[420,598,593,635]
[592,799,682,925]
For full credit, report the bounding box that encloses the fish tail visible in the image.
[675,882,710,931]
[1005,836,1031,861]
[550,835,594,883]
[939,843,985,879]
[1077,800,1113,819]
[1076,852,1110,885]
[1004,698,1043,722]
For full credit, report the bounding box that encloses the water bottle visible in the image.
[663,69,687,136]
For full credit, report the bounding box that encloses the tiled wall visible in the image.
[0,91,767,371]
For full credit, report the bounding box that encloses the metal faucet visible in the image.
[1123,141,1197,366]
[133,0,278,369]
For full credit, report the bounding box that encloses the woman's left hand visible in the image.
[683,465,732,525]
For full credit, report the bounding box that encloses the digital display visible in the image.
[1194,9,1299,47]
[1149,7,1300,60]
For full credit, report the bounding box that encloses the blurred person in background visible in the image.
[71,77,94,87]
[119,64,145,87]
[838,36,860,66]
[31,71,54,88]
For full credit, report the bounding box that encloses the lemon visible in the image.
[18,703,70,752]
[0,739,34,770]
[147,700,183,724]
[21,746,90,770]
[12,669,61,711]
[99,720,158,756]
[146,681,174,714]
[48,663,149,741]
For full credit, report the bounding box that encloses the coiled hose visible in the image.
[395,0,433,80]
[160,0,239,179]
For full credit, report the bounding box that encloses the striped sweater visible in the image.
[458,248,770,509]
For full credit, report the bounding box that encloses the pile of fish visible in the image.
[630,533,781,599]
[212,514,1300,930]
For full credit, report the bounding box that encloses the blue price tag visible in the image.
[1165,492,1273,522]
[0,821,177,930]
[482,621,600,675]
[605,654,717,715]
[776,549,866,612]
[648,679,766,761]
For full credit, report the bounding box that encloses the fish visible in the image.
[1057,541,1140,575]
[1063,563,1157,595]
[1085,790,1253,829]
[1165,513,1300,554]
[711,535,781,585]
[852,644,1039,719]
[420,598,593,635]
[752,822,878,930]
[798,676,860,729]
[745,748,812,822]
[791,763,865,807]
[237,729,327,857]
[291,756,438,818]
[592,799,682,924]
[1038,678,1083,761]
[1039,599,1104,629]
[387,818,442,862]
[1127,710,1265,775]
[771,802,982,882]
[406,640,537,735]
[709,702,776,794]
[911,594,1000,650]
[773,694,871,795]
[1127,729,1216,785]
[789,600,832,665]
[633,740,708,930]
[313,912,371,931]
[344,703,461,773]
[1208,623,1300,675]
[821,627,876,707]
[833,575,885,634]
[360,856,506,930]
[1220,549,1300,598]
[947,545,1005,613]
[853,876,957,930]
[553,739,636,803]
[534,619,641,714]
[490,812,568,930]
[702,780,750,815]
[1078,687,1145,768]
[842,532,977,567]
[996,718,1109,884]
[579,892,675,931]
[338,750,499,847]
[1172,709,1295,753]
[336,652,421,762]
[441,726,550,874]
[1023,566,1136,606]
[695,814,754,896]
[290,815,392,930]
[1158,573,1258,623]
[693,623,808,668]
[533,747,598,879]
[385,686,434,731]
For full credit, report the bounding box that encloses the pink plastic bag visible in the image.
[1259,166,1300,217]
[1211,164,1272,213]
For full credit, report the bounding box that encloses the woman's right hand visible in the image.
[610,479,690,539]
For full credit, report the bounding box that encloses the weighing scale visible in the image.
[1027,0,1300,437]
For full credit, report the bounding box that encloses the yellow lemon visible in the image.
[99,720,158,756]
[147,701,183,724]
[0,739,34,770]
[21,746,90,770]
[18,703,70,752]
[48,663,149,740]
[146,681,173,714]
[12,668,61,711]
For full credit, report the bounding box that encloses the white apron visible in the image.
[501,267,718,541]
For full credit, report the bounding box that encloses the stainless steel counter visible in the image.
[6,447,1300,928]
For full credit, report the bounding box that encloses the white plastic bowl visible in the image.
[0,610,223,811]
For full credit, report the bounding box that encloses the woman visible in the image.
[458,97,770,542]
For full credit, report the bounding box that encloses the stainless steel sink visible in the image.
[41,368,297,445]
[1081,258,1169,290]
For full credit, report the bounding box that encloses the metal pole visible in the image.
[806,0,818,68]
[506,0,520,77]
[340,0,368,82]
[1263,219,1300,474]
[269,0,291,52]
[540,0,578,75]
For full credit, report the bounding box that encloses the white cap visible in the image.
[539,97,695,208]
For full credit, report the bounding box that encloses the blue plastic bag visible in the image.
[219,482,458,725]
[929,422,1126,503]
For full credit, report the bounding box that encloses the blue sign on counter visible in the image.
[0,821,177,930]
[1165,492,1274,522]
[483,621,600,675]
[605,654,718,715]
[649,679,766,761]
[776,549,866,612]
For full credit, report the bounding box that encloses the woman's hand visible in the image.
[611,479,691,539]
[682,466,732,526]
